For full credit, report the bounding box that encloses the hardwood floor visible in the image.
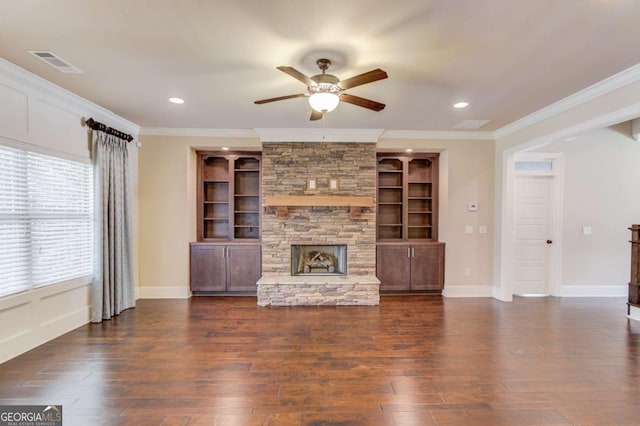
[1,296,639,425]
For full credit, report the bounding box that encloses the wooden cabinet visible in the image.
[190,243,261,293]
[192,151,261,294]
[198,152,261,241]
[376,243,445,292]
[376,153,444,292]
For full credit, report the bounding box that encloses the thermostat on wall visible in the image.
[468,202,478,212]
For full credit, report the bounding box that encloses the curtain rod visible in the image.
[82,117,134,142]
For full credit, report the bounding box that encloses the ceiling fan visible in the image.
[254,58,388,121]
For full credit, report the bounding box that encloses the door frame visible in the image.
[503,152,564,298]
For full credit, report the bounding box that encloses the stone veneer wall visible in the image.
[261,142,376,276]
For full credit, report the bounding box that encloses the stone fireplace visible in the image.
[257,142,380,306]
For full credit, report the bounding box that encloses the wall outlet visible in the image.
[465,225,473,234]
[479,225,488,234]
[464,268,471,277]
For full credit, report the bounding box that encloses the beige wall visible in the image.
[137,135,260,297]
[139,135,495,296]
[378,138,495,293]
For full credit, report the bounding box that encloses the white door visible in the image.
[513,176,553,295]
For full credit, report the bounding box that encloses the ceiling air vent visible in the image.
[28,51,83,74]
[453,119,491,129]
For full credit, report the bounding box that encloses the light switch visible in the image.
[479,225,488,234]
[582,226,592,235]
[465,225,473,234]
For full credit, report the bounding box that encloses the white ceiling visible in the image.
[1,0,640,132]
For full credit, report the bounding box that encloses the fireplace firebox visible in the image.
[291,244,347,276]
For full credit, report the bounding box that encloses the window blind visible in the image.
[0,145,93,297]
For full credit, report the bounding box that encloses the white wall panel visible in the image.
[0,80,28,141]
[0,300,31,344]
[0,279,90,364]
[29,97,89,159]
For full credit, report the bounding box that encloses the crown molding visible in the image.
[380,130,495,140]
[139,127,496,142]
[255,128,384,142]
[495,63,640,140]
[139,127,260,138]
[0,58,140,136]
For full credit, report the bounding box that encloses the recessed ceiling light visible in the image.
[405,148,413,152]
[221,147,229,151]
[169,97,184,104]
[453,101,469,109]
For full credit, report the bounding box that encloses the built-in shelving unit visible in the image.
[192,151,262,295]
[377,158,404,239]
[376,153,444,293]
[407,157,435,240]
[197,153,261,241]
[376,154,438,241]
[202,156,230,239]
[233,156,260,239]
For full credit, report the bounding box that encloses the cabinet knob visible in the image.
[546,240,553,244]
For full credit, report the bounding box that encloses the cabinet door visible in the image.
[376,245,411,291]
[190,245,226,292]
[410,244,445,290]
[226,245,261,292]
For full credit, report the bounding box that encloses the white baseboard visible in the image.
[560,285,627,297]
[137,286,191,299]
[442,285,495,298]
[443,284,628,300]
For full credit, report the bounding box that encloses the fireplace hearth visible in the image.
[291,244,347,276]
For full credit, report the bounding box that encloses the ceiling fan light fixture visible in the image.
[308,92,340,113]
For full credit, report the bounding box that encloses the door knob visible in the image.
[546,240,553,244]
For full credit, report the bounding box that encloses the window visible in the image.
[514,160,553,172]
[0,145,93,297]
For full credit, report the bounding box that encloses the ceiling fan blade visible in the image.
[340,93,386,111]
[338,69,388,90]
[310,110,323,121]
[277,66,314,86]
[254,93,306,104]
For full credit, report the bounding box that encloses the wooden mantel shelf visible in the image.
[264,195,374,219]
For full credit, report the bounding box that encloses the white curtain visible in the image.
[91,132,135,322]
